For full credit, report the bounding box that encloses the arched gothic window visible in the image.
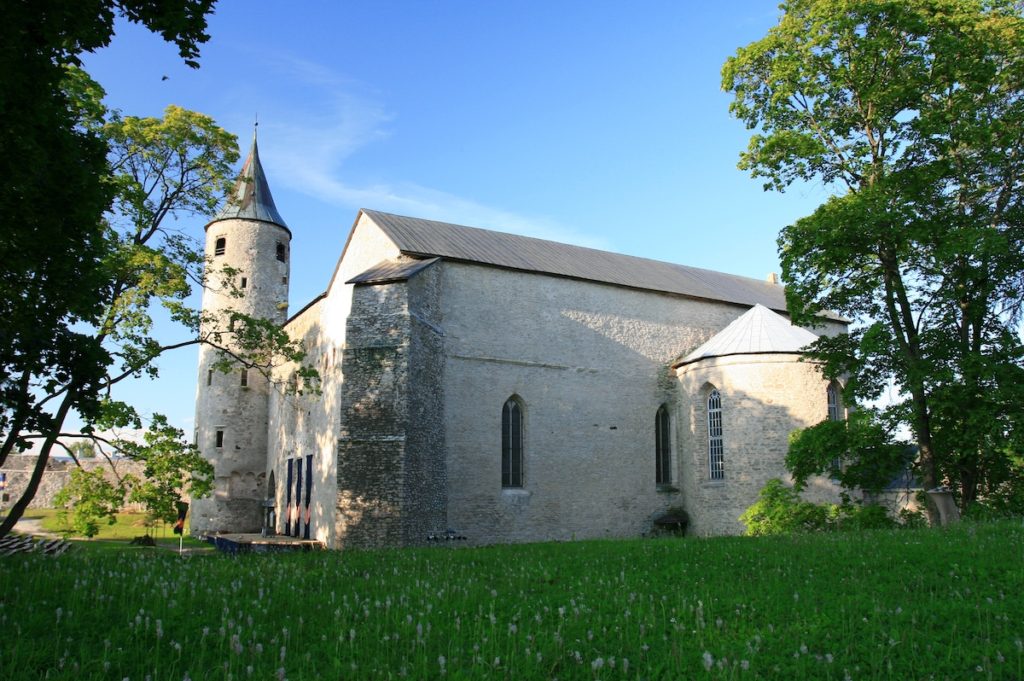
[214,237,226,256]
[827,382,841,421]
[502,397,524,488]
[827,382,843,472]
[707,389,724,480]
[655,405,671,484]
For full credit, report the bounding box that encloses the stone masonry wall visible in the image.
[675,354,844,536]
[1,455,147,509]
[193,217,291,534]
[440,263,776,544]
[401,263,447,543]
[336,281,411,548]
[267,214,405,548]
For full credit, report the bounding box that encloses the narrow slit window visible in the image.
[502,397,524,488]
[282,276,288,285]
[240,277,247,289]
[655,405,671,485]
[276,242,286,262]
[240,369,248,387]
[214,237,226,256]
[827,382,842,472]
[708,389,724,480]
[215,429,224,448]
[207,369,213,386]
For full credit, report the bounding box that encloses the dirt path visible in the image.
[11,518,61,539]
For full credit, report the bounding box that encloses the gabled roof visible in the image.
[208,133,289,234]
[361,209,790,312]
[674,304,819,367]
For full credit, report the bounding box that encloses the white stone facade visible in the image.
[196,191,850,546]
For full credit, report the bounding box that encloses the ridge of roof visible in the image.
[674,304,819,367]
[208,132,290,234]
[360,209,795,313]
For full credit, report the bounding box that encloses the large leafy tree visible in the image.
[0,1,215,537]
[723,0,1024,518]
[0,3,313,537]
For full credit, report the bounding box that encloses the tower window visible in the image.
[215,429,225,448]
[282,276,288,285]
[502,396,524,488]
[655,405,671,485]
[240,277,247,289]
[276,242,286,262]
[240,369,248,387]
[708,389,724,481]
[207,369,213,386]
[214,237,226,256]
[827,382,843,472]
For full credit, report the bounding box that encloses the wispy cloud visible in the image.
[230,53,611,250]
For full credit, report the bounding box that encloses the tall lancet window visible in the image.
[827,382,841,422]
[708,389,724,480]
[655,405,672,484]
[502,397,524,488]
[827,382,843,472]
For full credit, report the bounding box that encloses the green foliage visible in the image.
[741,479,897,536]
[786,410,907,493]
[724,0,1024,513]
[118,415,213,524]
[67,440,96,459]
[3,522,1023,678]
[53,468,125,538]
[0,0,219,537]
[740,479,830,535]
[0,21,318,537]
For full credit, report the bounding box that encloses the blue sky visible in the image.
[80,1,831,436]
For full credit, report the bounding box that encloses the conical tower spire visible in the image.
[208,128,290,233]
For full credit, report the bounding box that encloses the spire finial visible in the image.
[253,113,259,141]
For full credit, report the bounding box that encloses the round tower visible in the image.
[192,131,291,534]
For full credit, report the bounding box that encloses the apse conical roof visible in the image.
[207,133,289,234]
[675,304,818,367]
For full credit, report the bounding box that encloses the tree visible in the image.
[67,441,97,459]
[53,468,124,539]
[723,0,1024,519]
[0,67,314,538]
[0,2,217,534]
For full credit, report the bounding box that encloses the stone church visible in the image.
[192,137,847,548]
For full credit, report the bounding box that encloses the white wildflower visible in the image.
[702,651,714,671]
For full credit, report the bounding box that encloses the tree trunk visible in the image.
[0,389,76,539]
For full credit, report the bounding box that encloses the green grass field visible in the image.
[1,520,1022,680]
[18,507,209,552]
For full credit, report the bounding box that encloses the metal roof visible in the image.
[207,133,290,234]
[362,209,791,312]
[346,258,440,285]
[675,304,819,366]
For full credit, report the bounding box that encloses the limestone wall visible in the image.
[267,213,403,548]
[437,262,822,544]
[1,455,147,509]
[192,217,291,534]
[675,354,844,536]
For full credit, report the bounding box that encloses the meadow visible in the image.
[0,521,1021,680]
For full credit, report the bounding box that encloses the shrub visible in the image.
[742,479,898,535]
[739,479,830,536]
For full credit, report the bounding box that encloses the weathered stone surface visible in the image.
[0,455,147,509]
[207,208,857,548]
[192,216,290,534]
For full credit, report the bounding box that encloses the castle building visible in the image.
[192,138,847,547]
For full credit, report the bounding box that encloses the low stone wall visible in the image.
[1,455,147,510]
